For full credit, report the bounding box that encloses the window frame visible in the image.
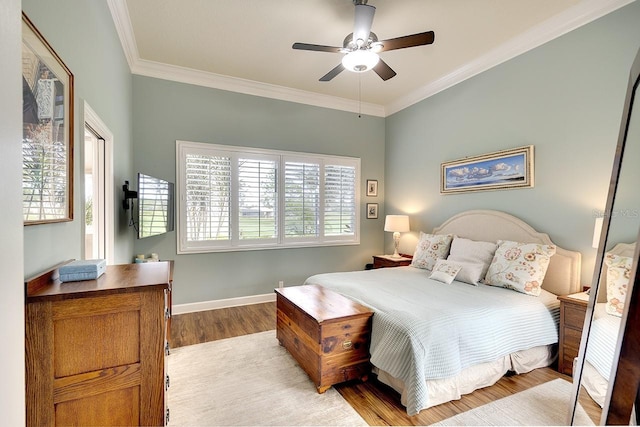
[176,140,361,254]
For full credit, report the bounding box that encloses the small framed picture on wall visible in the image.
[367,203,378,219]
[366,179,378,197]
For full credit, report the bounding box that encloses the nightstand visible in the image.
[372,254,412,269]
[557,292,589,376]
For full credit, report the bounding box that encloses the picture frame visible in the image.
[366,203,378,219]
[22,12,74,224]
[366,179,378,197]
[441,145,534,194]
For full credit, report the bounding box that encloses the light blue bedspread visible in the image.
[304,266,560,415]
[585,303,620,381]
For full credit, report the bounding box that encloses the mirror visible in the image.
[570,47,640,425]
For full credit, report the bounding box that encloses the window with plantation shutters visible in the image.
[238,156,277,241]
[184,152,231,245]
[284,160,320,239]
[177,141,360,253]
[324,164,356,237]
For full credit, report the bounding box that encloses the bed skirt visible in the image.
[579,360,607,408]
[374,344,557,412]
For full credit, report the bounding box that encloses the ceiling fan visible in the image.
[292,0,435,82]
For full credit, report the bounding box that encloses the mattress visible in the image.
[304,266,560,415]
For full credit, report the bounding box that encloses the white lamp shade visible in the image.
[384,215,410,233]
[341,50,380,73]
[593,217,604,249]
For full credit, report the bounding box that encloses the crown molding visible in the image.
[109,0,634,118]
[132,58,387,117]
[106,0,139,70]
[386,0,636,116]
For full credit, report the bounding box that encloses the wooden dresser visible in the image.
[25,261,171,426]
[275,285,373,393]
[557,292,589,376]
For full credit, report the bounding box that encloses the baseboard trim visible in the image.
[173,293,276,315]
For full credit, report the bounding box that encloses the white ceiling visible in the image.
[108,0,633,117]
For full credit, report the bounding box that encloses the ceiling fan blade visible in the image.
[353,3,376,46]
[292,42,342,53]
[319,64,345,82]
[379,31,435,52]
[372,59,396,81]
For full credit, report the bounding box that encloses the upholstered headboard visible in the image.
[432,210,582,296]
[596,242,636,303]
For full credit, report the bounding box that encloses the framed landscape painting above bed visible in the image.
[441,145,534,194]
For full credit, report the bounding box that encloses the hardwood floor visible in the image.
[170,301,602,425]
[170,302,276,348]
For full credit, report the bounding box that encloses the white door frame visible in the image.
[83,102,115,265]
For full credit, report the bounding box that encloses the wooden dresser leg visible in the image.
[317,385,331,394]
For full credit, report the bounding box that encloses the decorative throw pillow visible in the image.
[484,240,556,296]
[447,237,498,285]
[411,232,453,271]
[604,253,632,317]
[450,261,486,286]
[429,259,462,285]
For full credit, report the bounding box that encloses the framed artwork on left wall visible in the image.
[22,12,74,224]
[367,203,378,219]
[366,179,378,197]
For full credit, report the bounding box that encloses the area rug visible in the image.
[167,330,368,426]
[434,378,594,426]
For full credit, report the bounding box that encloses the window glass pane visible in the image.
[185,153,231,241]
[238,158,277,239]
[284,161,320,237]
[324,165,356,236]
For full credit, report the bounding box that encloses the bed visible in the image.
[304,210,582,415]
[580,242,635,407]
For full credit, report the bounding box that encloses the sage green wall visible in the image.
[385,1,640,285]
[21,0,134,277]
[132,76,385,304]
[0,0,25,423]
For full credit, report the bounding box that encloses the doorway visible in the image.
[83,103,114,264]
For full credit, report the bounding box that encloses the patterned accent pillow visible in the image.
[484,240,556,296]
[411,232,453,271]
[604,253,632,317]
[429,259,462,285]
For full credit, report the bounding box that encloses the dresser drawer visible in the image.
[562,325,583,352]
[563,304,587,329]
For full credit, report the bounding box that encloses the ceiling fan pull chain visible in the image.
[358,74,362,118]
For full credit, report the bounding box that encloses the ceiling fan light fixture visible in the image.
[370,41,383,53]
[341,49,379,73]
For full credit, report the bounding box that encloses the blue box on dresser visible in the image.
[59,259,107,282]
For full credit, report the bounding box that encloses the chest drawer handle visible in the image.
[342,340,352,350]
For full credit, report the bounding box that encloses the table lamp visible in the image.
[384,215,410,258]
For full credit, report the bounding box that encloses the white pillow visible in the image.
[604,253,632,317]
[484,240,556,296]
[449,261,486,286]
[447,237,498,285]
[411,232,453,271]
[429,259,462,285]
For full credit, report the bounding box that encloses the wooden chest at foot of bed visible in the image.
[275,285,373,393]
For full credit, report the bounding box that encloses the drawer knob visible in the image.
[342,340,352,350]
